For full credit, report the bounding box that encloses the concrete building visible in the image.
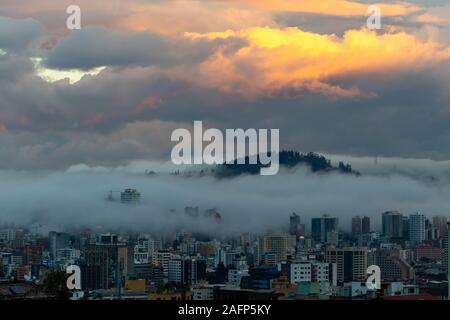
[258,235,288,264]
[382,211,403,239]
[409,213,426,246]
[325,247,367,284]
[369,249,414,282]
[152,250,172,277]
[352,216,362,238]
[311,215,338,243]
[289,213,305,237]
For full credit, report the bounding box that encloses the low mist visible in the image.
[1,156,450,236]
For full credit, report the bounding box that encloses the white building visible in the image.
[409,213,426,246]
[152,251,172,276]
[290,262,312,283]
[168,258,183,283]
[289,261,331,283]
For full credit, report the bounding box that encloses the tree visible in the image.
[41,270,70,300]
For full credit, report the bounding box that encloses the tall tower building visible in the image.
[432,216,447,240]
[362,216,370,235]
[409,213,426,246]
[289,213,305,237]
[352,216,362,238]
[311,215,338,244]
[382,211,404,239]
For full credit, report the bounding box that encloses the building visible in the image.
[192,284,224,300]
[382,211,404,239]
[56,248,80,265]
[241,265,282,290]
[432,216,447,240]
[402,216,410,240]
[413,244,442,262]
[228,268,249,286]
[369,249,414,282]
[352,216,362,238]
[120,189,141,204]
[289,213,305,237]
[446,222,450,300]
[168,257,206,286]
[409,213,426,246]
[49,231,71,261]
[215,247,241,268]
[325,247,367,284]
[362,216,370,235]
[311,215,338,244]
[288,262,332,284]
[152,250,172,277]
[83,242,134,290]
[258,235,288,264]
[24,243,43,266]
[289,262,312,283]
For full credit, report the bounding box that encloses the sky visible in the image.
[1,0,450,233]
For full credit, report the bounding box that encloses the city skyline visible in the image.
[1,0,450,304]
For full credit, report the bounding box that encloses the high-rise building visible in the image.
[49,231,71,261]
[432,216,447,240]
[289,213,305,237]
[402,216,410,240]
[84,242,134,290]
[258,235,288,264]
[289,213,306,237]
[382,211,403,239]
[311,215,338,243]
[409,213,426,246]
[152,250,172,277]
[168,257,207,286]
[325,247,367,284]
[352,216,362,238]
[362,216,370,235]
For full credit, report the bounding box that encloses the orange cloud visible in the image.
[185,27,450,97]
[233,0,421,17]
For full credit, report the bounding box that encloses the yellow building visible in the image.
[125,279,147,292]
[148,290,192,300]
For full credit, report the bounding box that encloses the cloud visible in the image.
[0,160,449,234]
[0,16,42,52]
[233,0,421,17]
[185,26,450,96]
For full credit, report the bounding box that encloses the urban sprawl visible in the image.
[0,193,449,300]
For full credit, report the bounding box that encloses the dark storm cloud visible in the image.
[45,26,239,70]
[1,58,450,169]
[0,16,42,52]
